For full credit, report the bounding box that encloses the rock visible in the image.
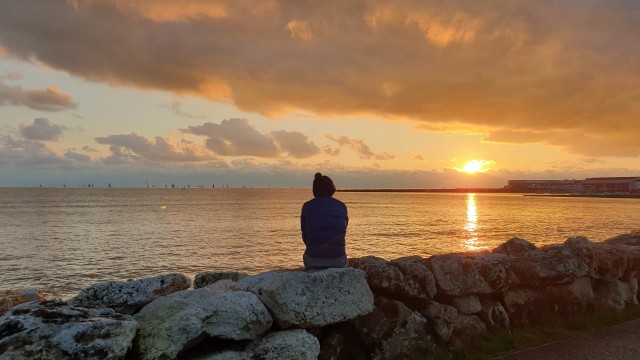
[451,295,482,314]
[205,279,236,292]
[19,288,42,303]
[594,278,639,312]
[70,273,191,315]
[0,301,137,359]
[390,256,437,299]
[417,300,486,345]
[471,253,516,292]
[235,268,374,328]
[502,288,546,326]
[354,298,434,360]
[318,324,369,360]
[350,256,437,300]
[248,330,320,360]
[492,237,537,256]
[478,299,510,331]
[565,236,592,246]
[605,232,640,246]
[426,255,492,296]
[194,330,320,360]
[507,245,590,286]
[194,271,248,289]
[133,288,272,360]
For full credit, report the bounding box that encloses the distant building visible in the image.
[505,177,640,194]
[580,177,640,193]
[505,179,576,193]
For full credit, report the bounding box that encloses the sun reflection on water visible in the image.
[464,194,482,251]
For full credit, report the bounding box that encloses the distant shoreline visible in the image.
[338,188,640,198]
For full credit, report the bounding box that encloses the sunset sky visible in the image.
[1,0,639,188]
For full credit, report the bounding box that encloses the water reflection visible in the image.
[464,194,482,251]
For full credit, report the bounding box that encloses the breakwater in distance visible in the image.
[2,232,639,359]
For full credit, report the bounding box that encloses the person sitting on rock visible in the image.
[301,172,349,270]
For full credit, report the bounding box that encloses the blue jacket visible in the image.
[301,196,348,258]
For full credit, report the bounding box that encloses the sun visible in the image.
[459,159,494,174]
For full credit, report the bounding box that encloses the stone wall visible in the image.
[1,233,639,359]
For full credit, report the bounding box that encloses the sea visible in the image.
[1,187,639,298]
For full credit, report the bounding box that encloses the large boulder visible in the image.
[70,273,191,315]
[0,301,137,359]
[194,272,248,289]
[354,298,434,360]
[133,288,272,360]
[507,245,591,286]
[350,256,437,300]
[234,268,374,328]
[426,255,492,296]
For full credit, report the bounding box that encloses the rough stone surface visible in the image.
[606,232,640,246]
[594,278,639,312]
[472,253,516,292]
[390,256,438,299]
[205,279,236,292]
[492,237,537,256]
[451,295,482,314]
[427,255,492,296]
[354,298,434,360]
[134,288,272,360]
[479,299,510,331]
[194,271,248,289]
[508,245,591,286]
[350,256,437,300]
[70,273,191,315]
[235,268,374,328]
[565,236,593,247]
[417,300,486,344]
[502,288,547,326]
[248,330,320,360]
[0,301,137,360]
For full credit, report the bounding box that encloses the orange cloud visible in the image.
[2,1,640,156]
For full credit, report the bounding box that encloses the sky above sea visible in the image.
[1,0,640,188]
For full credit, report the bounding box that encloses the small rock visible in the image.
[594,278,639,312]
[205,279,236,291]
[19,288,42,303]
[417,300,485,345]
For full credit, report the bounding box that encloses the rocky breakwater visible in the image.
[1,232,639,359]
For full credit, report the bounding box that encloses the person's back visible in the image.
[300,173,348,270]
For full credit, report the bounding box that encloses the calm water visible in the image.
[1,188,639,297]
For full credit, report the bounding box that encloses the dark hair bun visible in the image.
[314,172,323,180]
